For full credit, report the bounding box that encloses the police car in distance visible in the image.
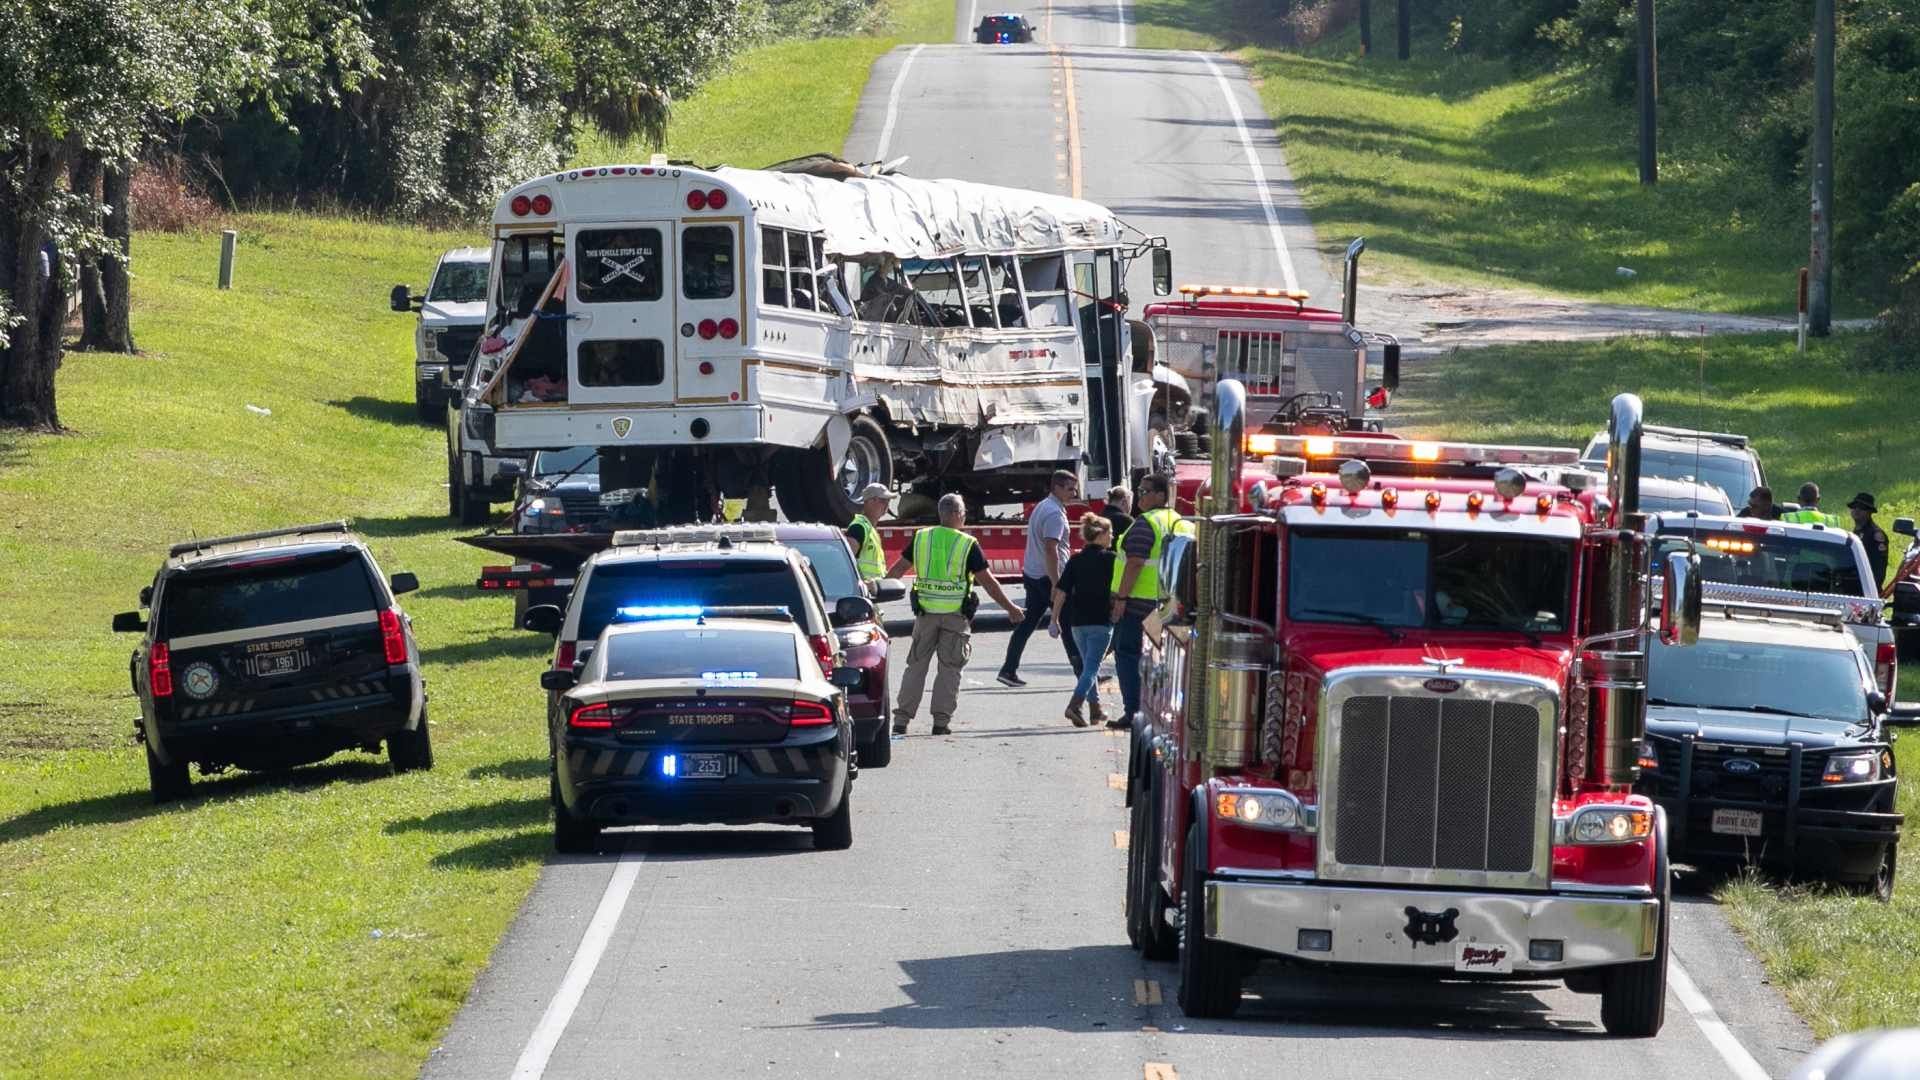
[540,607,862,852]
[1639,595,1902,900]
[112,522,429,803]
[974,13,1035,42]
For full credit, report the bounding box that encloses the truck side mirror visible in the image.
[1161,533,1197,625]
[390,284,413,313]
[1889,701,1920,726]
[829,667,865,690]
[389,572,419,596]
[522,604,563,636]
[1895,517,1916,538]
[112,611,146,633]
[539,670,575,692]
[1867,690,1889,715]
[869,578,907,603]
[139,585,153,607]
[1151,248,1172,297]
[1660,551,1702,646]
[496,459,525,480]
[1382,341,1401,391]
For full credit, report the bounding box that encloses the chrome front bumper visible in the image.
[1206,879,1658,972]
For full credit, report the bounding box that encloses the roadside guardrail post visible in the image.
[218,230,237,290]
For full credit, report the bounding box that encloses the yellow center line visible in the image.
[1108,772,1128,790]
[1132,978,1163,1005]
[1062,50,1084,199]
[1113,829,1130,849]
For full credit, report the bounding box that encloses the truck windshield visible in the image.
[1287,528,1574,634]
[429,261,489,303]
[1654,528,1866,598]
[1649,636,1867,722]
[535,446,599,478]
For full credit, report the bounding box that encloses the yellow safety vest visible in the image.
[852,515,886,580]
[1111,507,1193,600]
[1781,508,1843,527]
[911,526,977,614]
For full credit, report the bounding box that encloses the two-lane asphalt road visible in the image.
[424,18,1821,1079]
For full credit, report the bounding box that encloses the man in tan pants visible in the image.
[886,494,1023,735]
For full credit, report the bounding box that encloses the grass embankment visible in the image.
[1130,5,1868,317]
[575,0,955,169]
[0,217,557,1077]
[1403,333,1917,1036]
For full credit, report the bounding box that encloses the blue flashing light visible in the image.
[660,753,678,778]
[701,670,760,681]
[614,605,704,620]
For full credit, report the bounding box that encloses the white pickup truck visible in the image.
[1649,513,1897,697]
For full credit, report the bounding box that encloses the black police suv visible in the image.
[1639,605,1903,899]
[114,522,430,802]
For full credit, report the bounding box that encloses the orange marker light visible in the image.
[1310,482,1328,505]
[1536,494,1553,514]
[1381,488,1399,509]
[1304,437,1335,458]
[1424,491,1441,511]
[1466,491,1485,512]
[1411,442,1441,462]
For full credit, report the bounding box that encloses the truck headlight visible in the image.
[1821,751,1880,784]
[1556,805,1653,845]
[1214,787,1315,833]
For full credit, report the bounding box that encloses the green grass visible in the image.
[1132,7,1869,317]
[1400,333,1915,1037]
[575,0,956,170]
[0,215,555,1078]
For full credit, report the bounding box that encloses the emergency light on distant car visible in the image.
[1246,433,1582,468]
[1702,536,1757,554]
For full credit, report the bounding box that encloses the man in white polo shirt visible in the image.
[997,470,1079,687]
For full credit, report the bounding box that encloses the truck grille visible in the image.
[435,326,482,368]
[1322,679,1555,888]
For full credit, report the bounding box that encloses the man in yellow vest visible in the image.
[845,483,891,581]
[1106,474,1191,730]
[1782,482,1844,527]
[885,493,1024,736]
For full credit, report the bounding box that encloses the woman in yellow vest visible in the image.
[884,494,1023,736]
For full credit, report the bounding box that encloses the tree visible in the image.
[0,0,272,430]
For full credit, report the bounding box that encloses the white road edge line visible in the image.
[1191,51,1300,294]
[966,0,977,42]
[511,851,647,1080]
[1115,0,1128,47]
[1668,957,1772,1080]
[875,44,926,162]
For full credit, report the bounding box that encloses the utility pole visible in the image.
[1809,0,1835,335]
[1359,0,1372,55]
[1635,0,1658,185]
[1396,0,1410,60]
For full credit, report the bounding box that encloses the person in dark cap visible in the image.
[1849,492,1890,588]
[1738,485,1779,520]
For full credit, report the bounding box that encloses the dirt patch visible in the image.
[1354,281,1871,357]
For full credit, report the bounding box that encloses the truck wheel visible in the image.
[859,727,893,769]
[552,772,601,854]
[1134,777,1178,960]
[389,710,435,773]
[414,382,438,424]
[812,783,854,850]
[145,741,191,804]
[1600,813,1670,1037]
[1177,822,1242,1018]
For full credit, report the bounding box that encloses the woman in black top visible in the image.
[1051,516,1117,726]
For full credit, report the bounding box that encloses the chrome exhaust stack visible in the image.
[1586,392,1651,787]
[1193,379,1255,769]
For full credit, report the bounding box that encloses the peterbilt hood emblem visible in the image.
[611,416,633,438]
[1423,677,1462,694]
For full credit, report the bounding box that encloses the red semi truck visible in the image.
[1124,381,1702,1035]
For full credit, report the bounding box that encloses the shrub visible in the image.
[129,157,225,233]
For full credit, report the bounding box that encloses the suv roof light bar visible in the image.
[610,604,795,624]
[1643,424,1750,448]
[1247,434,1581,468]
[610,524,781,548]
[1178,283,1312,302]
[168,521,351,557]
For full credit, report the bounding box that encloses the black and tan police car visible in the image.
[114,522,430,802]
[539,606,862,853]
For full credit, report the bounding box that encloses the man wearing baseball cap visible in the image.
[846,483,892,581]
[1849,492,1891,588]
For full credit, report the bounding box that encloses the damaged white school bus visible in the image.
[454,156,1172,523]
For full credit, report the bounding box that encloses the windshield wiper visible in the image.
[1647,697,1697,708]
[1734,704,1825,720]
[1297,608,1404,642]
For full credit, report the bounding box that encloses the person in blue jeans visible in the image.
[1051,515,1117,726]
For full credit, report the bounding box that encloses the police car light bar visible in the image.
[611,524,780,548]
[1246,433,1581,467]
[1179,283,1313,302]
[609,604,795,624]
